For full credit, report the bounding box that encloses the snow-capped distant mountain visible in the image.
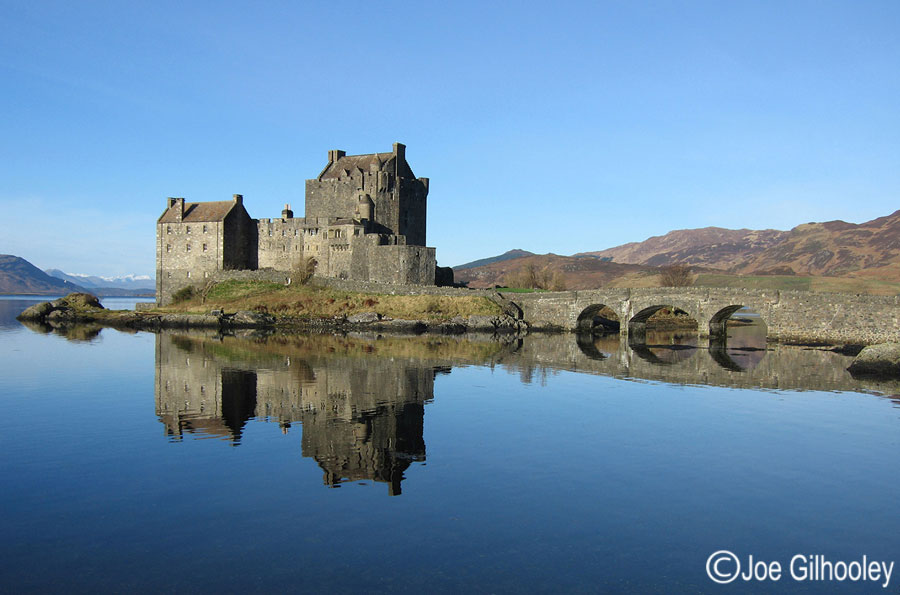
[45,269,156,290]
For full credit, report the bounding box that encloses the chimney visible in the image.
[282,203,293,219]
[172,197,185,222]
[392,142,405,161]
[233,194,243,205]
[328,149,346,163]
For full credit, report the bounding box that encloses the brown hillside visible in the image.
[579,227,787,269]
[736,210,900,279]
[579,210,900,281]
[454,254,659,289]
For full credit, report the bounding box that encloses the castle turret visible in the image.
[282,203,293,219]
[357,194,374,221]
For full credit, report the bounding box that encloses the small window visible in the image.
[166,225,171,234]
[203,225,208,233]
[282,230,286,236]
[268,229,273,236]
[186,226,191,234]
[166,244,171,252]
[204,271,209,278]
[187,271,191,278]
[186,243,191,252]
[202,243,207,252]
[167,272,171,278]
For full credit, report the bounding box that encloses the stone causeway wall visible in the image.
[508,287,900,345]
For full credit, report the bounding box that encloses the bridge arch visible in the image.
[708,304,767,341]
[627,304,699,341]
[576,304,620,333]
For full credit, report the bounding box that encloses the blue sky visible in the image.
[2,0,898,276]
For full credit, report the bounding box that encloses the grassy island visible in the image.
[156,280,502,321]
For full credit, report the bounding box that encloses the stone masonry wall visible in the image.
[510,287,900,345]
[366,245,436,285]
[157,220,225,305]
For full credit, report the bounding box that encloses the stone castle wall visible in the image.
[156,144,437,305]
[156,220,224,305]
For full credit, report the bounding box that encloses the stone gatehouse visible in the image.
[156,143,437,305]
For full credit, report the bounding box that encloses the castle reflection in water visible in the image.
[155,333,437,495]
[154,329,900,496]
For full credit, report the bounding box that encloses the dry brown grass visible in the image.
[156,280,502,320]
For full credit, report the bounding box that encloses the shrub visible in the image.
[172,286,195,303]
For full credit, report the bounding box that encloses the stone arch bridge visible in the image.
[505,287,900,345]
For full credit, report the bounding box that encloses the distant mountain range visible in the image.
[45,269,155,291]
[0,255,154,296]
[454,209,900,289]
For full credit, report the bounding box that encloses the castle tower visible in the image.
[305,142,429,246]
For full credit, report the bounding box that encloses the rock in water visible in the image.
[847,343,900,377]
[347,312,380,324]
[231,310,275,327]
[62,293,103,309]
[17,301,54,320]
[46,308,76,323]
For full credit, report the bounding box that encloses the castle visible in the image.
[156,143,438,305]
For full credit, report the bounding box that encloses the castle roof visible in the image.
[158,201,238,223]
[319,152,415,180]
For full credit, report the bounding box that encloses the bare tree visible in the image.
[292,256,317,285]
[659,263,694,287]
[504,264,567,290]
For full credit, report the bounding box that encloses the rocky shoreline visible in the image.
[16,293,528,336]
[17,293,900,378]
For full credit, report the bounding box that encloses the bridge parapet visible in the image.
[508,288,900,345]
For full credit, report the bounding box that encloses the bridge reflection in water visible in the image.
[154,330,900,495]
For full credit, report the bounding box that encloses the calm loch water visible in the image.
[1,297,898,593]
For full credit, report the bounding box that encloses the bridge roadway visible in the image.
[505,287,900,345]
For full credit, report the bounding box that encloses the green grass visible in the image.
[205,280,284,301]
